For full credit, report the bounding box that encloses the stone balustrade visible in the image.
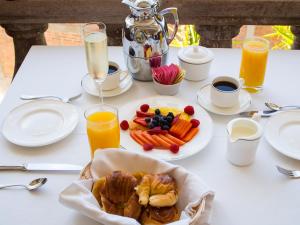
[1,0,300,76]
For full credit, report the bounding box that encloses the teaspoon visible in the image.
[0,178,47,191]
[265,102,300,111]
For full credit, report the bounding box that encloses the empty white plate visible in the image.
[81,71,133,98]
[2,99,79,147]
[197,84,252,116]
[265,111,300,160]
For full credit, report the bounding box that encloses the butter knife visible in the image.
[239,110,277,117]
[0,163,83,171]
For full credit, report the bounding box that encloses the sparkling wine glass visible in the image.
[82,22,108,103]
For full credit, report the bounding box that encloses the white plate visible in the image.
[197,84,252,116]
[2,99,79,147]
[119,96,213,161]
[265,111,300,160]
[81,71,133,98]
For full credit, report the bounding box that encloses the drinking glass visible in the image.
[85,104,120,158]
[239,37,270,93]
[82,22,108,103]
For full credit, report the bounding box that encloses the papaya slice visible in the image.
[183,127,199,142]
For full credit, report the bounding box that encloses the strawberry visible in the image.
[171,114,180,125]
[169,144,179,154]
[136,110,154,118]
[140,104,150,112]
[133,118,147,127]
[143,143,154,151]
[184,105,194,115]
[190,119,200,128]
[120,120,129,130]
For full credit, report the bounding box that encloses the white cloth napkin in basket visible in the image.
[59,149,215,225]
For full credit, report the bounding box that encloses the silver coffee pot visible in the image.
[122,0,179,81]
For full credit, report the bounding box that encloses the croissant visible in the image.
[92,171,142,220]
[140,206,180,225]
[136,174,178,207]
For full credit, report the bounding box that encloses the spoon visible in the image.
[265,102,300,111]
[20,92,82,103]
[0,178,47,191]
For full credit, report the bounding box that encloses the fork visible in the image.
[276,165,300,178]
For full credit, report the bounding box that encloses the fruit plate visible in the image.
[119,96,213,161]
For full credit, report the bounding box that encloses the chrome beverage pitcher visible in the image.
[122,0,179,81]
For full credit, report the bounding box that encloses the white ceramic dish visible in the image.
[153,79,181,95]
[81,71,133,98]
[2,99,79,147]
[265,111,300,160]
[119,96,213,161]
[197,84,251,116]
[178,46,213,81]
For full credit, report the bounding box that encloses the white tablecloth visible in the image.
[0,46,299,225]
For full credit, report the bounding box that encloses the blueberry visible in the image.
[162,125,170,130]
[166,116,173,122]
[167,112,174,118]
[148,123,155,129]
[155,109,161,115]
[153,115,160,121]
[145,117,151,123]
[152,120,159,126]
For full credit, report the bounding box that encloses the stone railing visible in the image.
[1,0,300,76]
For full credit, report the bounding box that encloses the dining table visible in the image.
[0,46,300,225]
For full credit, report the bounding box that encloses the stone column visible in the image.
[196,25,242,48]
[291,25,300,49]
[2,23,48,77]
[106,24,123,46]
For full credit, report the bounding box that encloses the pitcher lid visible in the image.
[178,46,214,64]
[122,0,158,9]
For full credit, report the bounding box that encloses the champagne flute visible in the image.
[82,22,108,103]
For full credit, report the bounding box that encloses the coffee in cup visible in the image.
[210,76,244,108]
[102,62,122,91]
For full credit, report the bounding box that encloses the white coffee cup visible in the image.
[102,62,123,91]
[210,76,244,108]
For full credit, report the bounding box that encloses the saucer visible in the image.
[81,71,133,98]
[197,84,252,116]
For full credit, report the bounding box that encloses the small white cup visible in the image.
[102,62,123,91]
[210,76,244,108]
[226,118,263,166]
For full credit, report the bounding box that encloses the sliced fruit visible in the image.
[179,121,192,139]
[169,144,180,154]
[183,127,199,142]
[133,117,147,127]
[171,114,181,125]
[165,134,185,146]
[129,121,147,131]
[170,119,193,139]
[140,104,150,112]
[141,131,160,146]
[147,127,168,135]
[130,131,145,145]
[136,111,154,118]
[190,119,200,128]
[152,135,171,149]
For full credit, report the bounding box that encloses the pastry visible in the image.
[92,171,142,220]
[136,174,178,207]
[140,206,180,225]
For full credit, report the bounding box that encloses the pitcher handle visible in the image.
[159,7,179,45]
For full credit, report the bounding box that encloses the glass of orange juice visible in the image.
[240,37,270,93]
[85,104,120,158]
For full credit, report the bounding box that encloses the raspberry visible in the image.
[120,120,129,130]
[140,104,150,112]
[190,119,200,128]
[169,144,179,154]
[143,143,154,151]
[184,105,194,115]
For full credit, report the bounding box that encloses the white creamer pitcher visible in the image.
[226,117,263,166]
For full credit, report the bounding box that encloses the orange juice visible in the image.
[240,37,269,93]
[86,110,120,158]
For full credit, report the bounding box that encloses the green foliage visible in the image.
[170,25,200,47]
[264,26,294,49]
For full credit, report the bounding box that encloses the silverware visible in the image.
[20,92,82,103]
[0,177,47,191]
[265,102,300,111]
[239,110,277,117]
[0,163,83,172]
[276,165,300,178]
